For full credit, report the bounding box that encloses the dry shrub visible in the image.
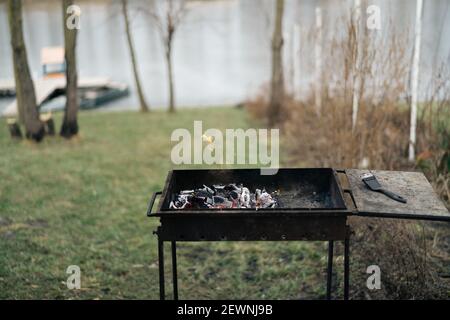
[246,11,450,299]
[349,217,449,300]
[417,68,450,206]
[246,84,270,121]
[282,96,412,169]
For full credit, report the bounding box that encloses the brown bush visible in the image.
[349,217,449,300]
[246,11,450,299]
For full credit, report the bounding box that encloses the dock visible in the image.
[1,77,128,118]
[0,79,16,97]
[1,47,129,118]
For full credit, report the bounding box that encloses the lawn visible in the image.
[0,107,337,299]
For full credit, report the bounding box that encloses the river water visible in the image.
[0,0,449,112]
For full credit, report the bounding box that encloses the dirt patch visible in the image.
[0,217,12,227]
[25,218,49,228]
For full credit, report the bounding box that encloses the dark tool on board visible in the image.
[361,173,407,203]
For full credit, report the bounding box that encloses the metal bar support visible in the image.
[326,240,334,300]
[171,241,178,300]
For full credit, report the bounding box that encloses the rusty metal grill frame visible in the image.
[148,168,353,300]
[154,168,349,214]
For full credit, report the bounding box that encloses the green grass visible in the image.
[0,107,336,299]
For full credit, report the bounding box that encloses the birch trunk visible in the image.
[352,0,362,131]
[315,7,322,116]
[409,0,423,162]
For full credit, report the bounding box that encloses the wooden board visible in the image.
[0,79,15,91]
[346,169,450,221]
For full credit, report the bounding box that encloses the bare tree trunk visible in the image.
[268,0,285,127]
[409,0,423,162]
[166,40,175,112]
[121,0,149,112]
[60,0,79,138]
[8,0,44,141]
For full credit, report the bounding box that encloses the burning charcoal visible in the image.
[213,196,227,203]
[212,184,225,191]
[169,194,191,209]
[194,190,212,198]
[171,183,277,210]
[254,189,277,208]
[229,190,240,200]
[250,192,257,206]
[224,184,239,192]
[192,185,214,198]
[202,185,215,195]
[259,189,276,208]
[254,189,262,207]
[206,197,214,206]
[190,196,211,209]
[239,187,251,208]
[211,195,233,208]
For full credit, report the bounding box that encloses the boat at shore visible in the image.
[0,77,129,117]
[0,47,129,118]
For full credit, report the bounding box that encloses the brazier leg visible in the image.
[171,241,178,300]
[326,240,334,300]
[344,232,350,300]
[158,236,165,300]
